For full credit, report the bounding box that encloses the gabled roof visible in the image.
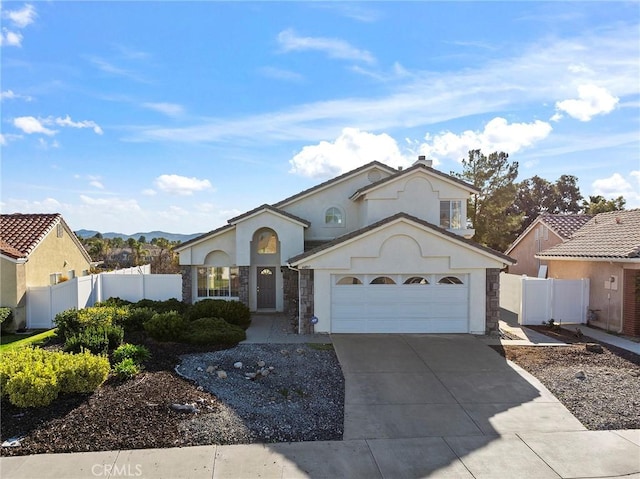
[274,161,398,208]
[536,209,640,259]
[349,162,479,201]
[227,204,310,227]
[0,213,92,262]
[288,212,514,265]
[505,213,593,254]
[174,223,235,251]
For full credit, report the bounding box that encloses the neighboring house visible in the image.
[176,157,515,334]
[505,214,592,277]
[536,209,640,337]
[0,213,93,331]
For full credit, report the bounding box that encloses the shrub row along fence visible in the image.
[27,270,181,329]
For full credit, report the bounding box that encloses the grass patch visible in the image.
[0,329,57,352]
[306,343,333,351]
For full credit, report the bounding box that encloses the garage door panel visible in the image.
[331,274,469,333]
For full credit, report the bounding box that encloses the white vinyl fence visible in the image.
[500,272,590,325]
[27,267,181,329]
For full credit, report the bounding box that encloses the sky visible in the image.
[1,1,639,235]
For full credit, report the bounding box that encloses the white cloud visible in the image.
[591,171,640,207]
[259,66,304,82]
[0,197,63,214]
[142,102,185,117]
[14,116,57,135]
[37,138,60,149]
[419,117,553,163]
[1,29,23,47]
[289,127,410,178]
[4,4,37,28]
[141,189,157,196]
[55,115,104,134]
[555,84,619,122]
[89,180,104,189]
[1,89,32,101]
[80,195,141,211]
[277,29,375,64]
[154,175,213,196]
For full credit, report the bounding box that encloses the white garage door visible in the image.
[331,274,469,333]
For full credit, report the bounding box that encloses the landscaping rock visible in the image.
[171,403,200,414]
[206,365,216,374]
[574,370,586,380]
[233,361,243,369]
[586,343,604,353]
[217,370,228,379]
[257,360,266,368]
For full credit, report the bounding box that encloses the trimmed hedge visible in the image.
[54,306,130,341]
[187,300,251,329]
[112,343,151,364]
[63,325,124,355]
[134,298,188,315]
[182,317,246,345]
[0,348,110,408]
[143,311,188,342]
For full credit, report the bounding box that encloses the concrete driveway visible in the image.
[332,334,586,440]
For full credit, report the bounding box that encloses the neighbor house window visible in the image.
[325,207,344,225]
[197,266,239,297]
[440,200,462,229]
[256,229,277,254]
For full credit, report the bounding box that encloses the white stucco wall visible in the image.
[295,219,505,334]
[179,227,237,266]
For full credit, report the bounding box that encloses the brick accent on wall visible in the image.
[622,269,640,337]
[298,269,314,334]
[180,265,192,304]
[486,268,501,334]
[283,267,299,319]
[238,266,250,308]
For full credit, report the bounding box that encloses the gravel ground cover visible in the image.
[496,327,640,430]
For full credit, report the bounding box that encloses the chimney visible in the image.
[414,155,433,167]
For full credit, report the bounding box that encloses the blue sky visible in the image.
[2,1,639,234]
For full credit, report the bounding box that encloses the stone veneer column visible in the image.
[282,267,299,319]
[238,266,250,309]
[180,265,192,304]
[298,269,314,334]
[485,268,500,334]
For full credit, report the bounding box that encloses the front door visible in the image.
[257,267,276,309]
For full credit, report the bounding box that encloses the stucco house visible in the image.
[505,214,592,277]
[536,209,640,336]
[0,213,93,331]
[176,157,515,334]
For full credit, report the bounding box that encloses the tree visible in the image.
[452,150,522,251]
[138,235,147,244]
[581,195,626,214]
[512,174,583,232]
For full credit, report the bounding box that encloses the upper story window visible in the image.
[255,228,277,254]
[440,200,462,229]
[325,207,344,226]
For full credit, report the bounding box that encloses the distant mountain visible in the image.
[75,229,203,243]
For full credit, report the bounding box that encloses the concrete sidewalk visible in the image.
[2,430,639,478]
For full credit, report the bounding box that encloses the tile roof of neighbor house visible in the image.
[537,209,640,259]
[288,212,515,265]
[505,213,593,254]
[0,213,93,263]
[540,214,593,239]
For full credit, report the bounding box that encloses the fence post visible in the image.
[548,278,555,321]
[519,276,526,325]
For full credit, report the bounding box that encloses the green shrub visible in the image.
[112,343,151,364]
[143,311,188,342]
[63,325,124,355]
[134,298,188,315]
[55,306,129,341]
[0,307,12,325]
[94,297,132,308]
[188,300,251,329]
[0,347,110,407]
[123,307,156,332]
[183,317,246,345]
[112,358,140,380]
[54,308,80,341]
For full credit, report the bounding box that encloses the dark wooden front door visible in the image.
[257,267,276,309]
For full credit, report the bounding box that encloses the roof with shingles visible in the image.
[0,213,92,262]
[540,214,593,239]
[350,162,479,200]
[288,212,515,265]
[537,209,640,259]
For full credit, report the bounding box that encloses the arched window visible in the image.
[325,207,344,225]
[438,276,463,285]
[255,228,277,254]
[370,276,396,285]
[404,276,429,285]
[337,276,363,285]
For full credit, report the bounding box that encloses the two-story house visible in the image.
[176,157,514,334]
